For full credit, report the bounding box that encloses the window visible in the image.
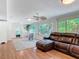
[25,23,52,36]
[58,20,66,32]
[26,24,36,33]
[39,23,52,36]
[16,27,21,35]
[58,18,79,33]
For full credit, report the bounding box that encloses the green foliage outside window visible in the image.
[58,18,79,32]
[39,23,52,36]
[58,20,66,32]
[26,24,36,33]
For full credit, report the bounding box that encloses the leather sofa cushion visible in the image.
[54,41,70,50]
[36,40,54,46]
[36,40,54,52]
[70,45,79,54]
[70,45,79,58]
[61,33,76,37]
[50,32,79,44]
[76,34,79,38]
[50,36,73,44]
[60,37,73,44]
[50,36,59,41]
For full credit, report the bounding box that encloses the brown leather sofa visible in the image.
[49,32,79,58]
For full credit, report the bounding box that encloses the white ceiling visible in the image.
[1,0,79,21]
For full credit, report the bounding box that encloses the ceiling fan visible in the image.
[32,13,47,21]
[25,13,47,22]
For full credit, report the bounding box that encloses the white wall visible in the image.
[0,21,7,43]
[7,20,28,40]
[0,0,7,43]
[7,21,16,39]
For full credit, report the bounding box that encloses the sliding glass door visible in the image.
[25,22,52,39]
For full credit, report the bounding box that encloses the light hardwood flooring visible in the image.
[0,41,76,59]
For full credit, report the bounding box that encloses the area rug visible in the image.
[13,39,37,51]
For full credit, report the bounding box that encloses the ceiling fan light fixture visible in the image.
[27,19,32,21]
[61,0,75,4]
[40,16,47,20]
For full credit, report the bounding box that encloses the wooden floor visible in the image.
[0,41,76,59]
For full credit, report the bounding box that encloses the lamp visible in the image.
[61,0,75,4]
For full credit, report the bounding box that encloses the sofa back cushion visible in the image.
[50,36,59,41]
[50,32,77,44]
[59,37,74,44]
[71,34,79,45]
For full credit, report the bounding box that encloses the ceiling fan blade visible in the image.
[0,19,7,21]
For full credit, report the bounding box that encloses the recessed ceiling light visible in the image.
[61,0,75,4]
